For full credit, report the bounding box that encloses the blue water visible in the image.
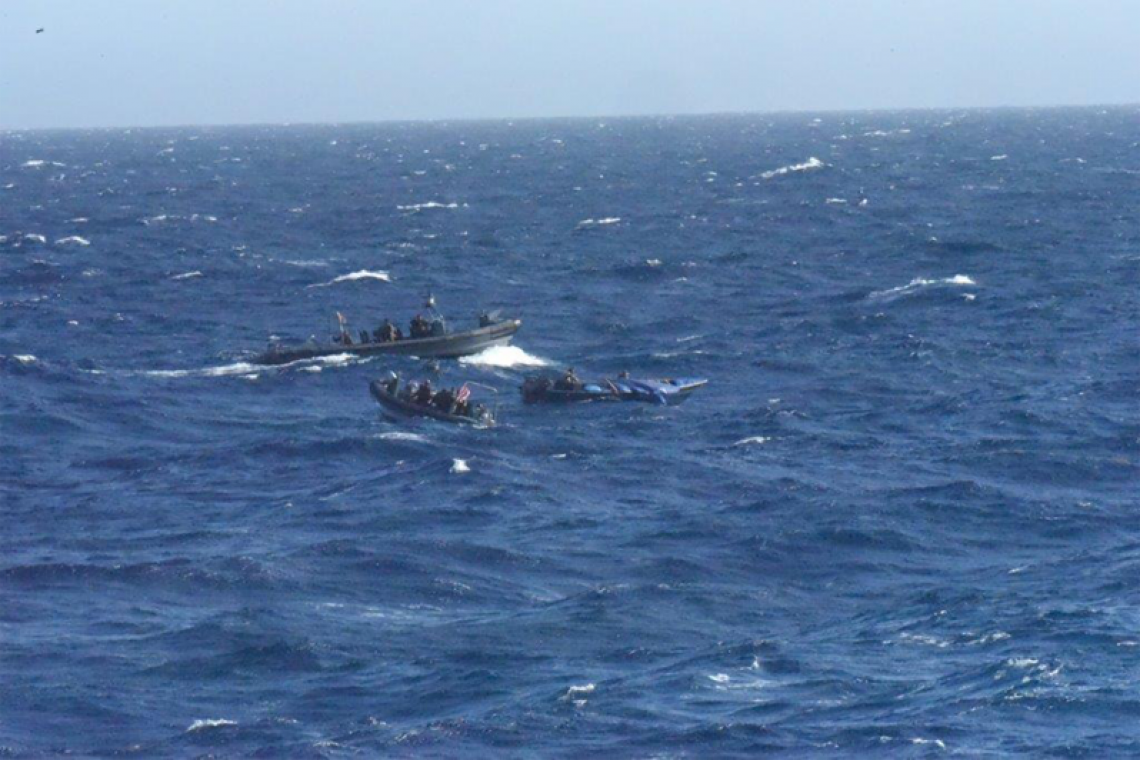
[2,109,1137,757]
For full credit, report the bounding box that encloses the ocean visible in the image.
[2,108,1137,757]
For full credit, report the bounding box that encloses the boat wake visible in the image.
[458,345,551,369]
[139,353,362,379]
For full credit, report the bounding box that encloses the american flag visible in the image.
[455,383,471,404]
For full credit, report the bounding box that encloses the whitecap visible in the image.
[307,270,391,288]
[55,236,91,246]
[990,154,1008,161]
[171,271,202,280]
[825,197,847,205]
[645,258,662,267]
[22,159,65,168]
[868,275,976,300]
[561,683,595,706]
[734,436,770,446]
[709,673,731,683]
[450,459,470,474]
[23,234,47,244]
[576,217,621,228]
[397,201,460,212]
[911,738,947,750]
[186,719,237,733]
[458,345,550,368]
[14,354,37,364]
[1006,657,1039,669]
[376,431,428,443]
[760,157,825,179]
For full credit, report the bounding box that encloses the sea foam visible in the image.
[760,157,825,179]
[869,275,976,300]
[307,270,391,288]
[55,236,91,246]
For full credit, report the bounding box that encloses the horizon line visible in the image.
[4,100,1139,134]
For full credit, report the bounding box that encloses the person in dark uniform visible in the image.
[415,379,433,405]
[433,387,455,413]
[409,314,427,339]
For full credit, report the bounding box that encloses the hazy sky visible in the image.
[2,0,1139,129]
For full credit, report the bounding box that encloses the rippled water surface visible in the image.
[2,110,1138,757]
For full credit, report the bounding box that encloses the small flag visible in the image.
[456,384,471,404]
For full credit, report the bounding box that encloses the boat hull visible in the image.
[257,319,521,366]
[522,376,707,406]
[369,381,492,426]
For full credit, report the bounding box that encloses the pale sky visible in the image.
[2,0,1138,129]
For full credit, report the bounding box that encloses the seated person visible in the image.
[433,387,455,413]
[415,380,433,405]
[360,329,370,344]
[555,367,583,391]
[428,318,446,337]
[374,319,398,343]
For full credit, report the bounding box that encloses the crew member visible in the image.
[433,386,455,413]
[415,379,433,405]
[555,367,582,391]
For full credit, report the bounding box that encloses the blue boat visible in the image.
[521,373,706,406]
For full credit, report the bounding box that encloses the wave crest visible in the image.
[760,157,825,179]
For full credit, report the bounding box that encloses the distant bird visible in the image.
[36,28,44,34]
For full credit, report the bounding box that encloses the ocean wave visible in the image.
[376,431,429,443]
[760,157,825,179]
[868,274,976,300]
[862,129,911,137]
[306,270,391,288]
[186,718,237,733]
[141,213,218,226]
[734,436,770,446]
[561,683,595,706]
[22,159,66,168]
[55,236,91,246]
[576,217,621,228]
[450,459,470,474]
[396,201,461,212]
[171,271,202,280]
[23,233,47,244]
[458,345,551,368]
